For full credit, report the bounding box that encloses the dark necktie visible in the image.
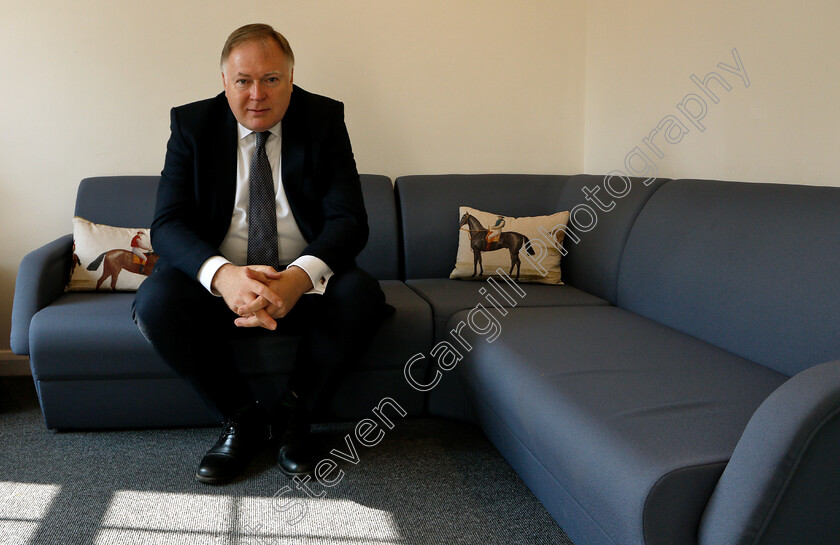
[247,131,281,269]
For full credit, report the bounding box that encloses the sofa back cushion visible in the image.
[76,176,159,227]
[356,175,399,280]
[396,174,567,280]
[617,179,840,376]
[395,174,665,303]
[74,174,399,281]
[560,174,666,302]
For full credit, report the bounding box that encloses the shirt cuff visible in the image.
[288,255,333,295]
[197,255,232,295]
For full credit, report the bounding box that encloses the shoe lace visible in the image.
[221,416,271,442]
[220,419,238,438]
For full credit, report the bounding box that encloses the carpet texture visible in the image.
[0,378,574,545]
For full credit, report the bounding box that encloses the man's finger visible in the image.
[230,275,283,312]
[237,295,265,316]
[234,315,261,328]
[252,308,277,330]
[238,283,284,314]
[234,308,277,330]
[262,303,287,320]
[237,296,284,317]
[245,266,282,282]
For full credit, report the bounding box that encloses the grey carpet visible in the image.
[0,378,574,545]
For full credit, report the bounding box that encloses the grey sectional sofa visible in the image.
[11,173,840,545]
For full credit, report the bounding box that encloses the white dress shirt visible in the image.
[197,122,333,295]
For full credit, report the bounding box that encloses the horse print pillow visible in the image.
[451,206,570,284]
[67,217,158,291]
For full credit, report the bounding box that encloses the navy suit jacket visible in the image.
[151,85,369,281]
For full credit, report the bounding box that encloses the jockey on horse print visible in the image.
[486,215,505,249]
[131,231,152,273]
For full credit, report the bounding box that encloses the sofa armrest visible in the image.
[699,359,840,545]
[10,234,73,355]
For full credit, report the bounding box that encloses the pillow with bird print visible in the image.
[67,217,158,291]
[450,206,570,284]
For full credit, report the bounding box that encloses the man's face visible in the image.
[221,39,294,132]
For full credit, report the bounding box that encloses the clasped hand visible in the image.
[212,263,312,330]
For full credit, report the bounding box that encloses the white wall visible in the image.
[584,0,840,186]
[0,0,586,352]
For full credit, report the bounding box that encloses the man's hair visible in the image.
[220,23,295,69]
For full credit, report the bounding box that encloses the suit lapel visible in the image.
[209,94,239,239]
[281,87,312,241]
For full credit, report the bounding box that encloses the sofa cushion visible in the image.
[617,179,840,376]
[30,293,170,380]
[396,175,567,278]
[75,177,159,228]
[30,281,431,381]
[68,218,157,291]
[450,206,570,284]
[559,174,667,304]
[406,278,608,341]
[454,305,785,545]
[356,174,400,280]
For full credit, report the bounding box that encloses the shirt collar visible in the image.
[237,121,282,141]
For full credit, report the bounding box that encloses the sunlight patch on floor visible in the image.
[98,490,234,535]
[0,482,61,520]
[0,521,40,545]
[0,481,62,545]
[90,489,404,545]
[238,495,403,542]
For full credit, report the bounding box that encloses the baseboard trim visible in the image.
[0,350,31,376]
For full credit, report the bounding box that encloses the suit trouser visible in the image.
[132,264,387,420]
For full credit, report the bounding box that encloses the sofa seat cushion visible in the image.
[30,292,171,380]
[453,305,786,545]
[30,281,432,381]
[407,278,608,340]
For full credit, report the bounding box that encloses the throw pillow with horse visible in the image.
[451,206,570,284]
[67,218,158,291]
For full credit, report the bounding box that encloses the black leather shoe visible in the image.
[275,408,316,476]
[195,412,268,485]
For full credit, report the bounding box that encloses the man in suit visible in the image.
[133,24,388,485]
